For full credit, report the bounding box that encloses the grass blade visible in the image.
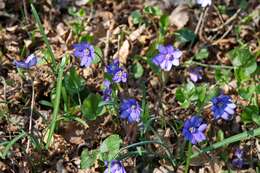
[1,131,26,159]
[45,56,66,149]
[191,127,260,158]
[31,4,57,72]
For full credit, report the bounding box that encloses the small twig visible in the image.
[212,25,234,45]
[104,29,111,66]
[213,5,225,25]
[189,61,234,69]
[0,77,7,101]
[23,0,29,23]
[206,8,241,32]
[195,7,207,35]
[199,7,209,41]
[26,80,35,154]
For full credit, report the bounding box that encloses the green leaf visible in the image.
[238,85,255,100]
[215,68,231,84]
[99,134,122,161]
[79,34,94,43]
[130,10,143,24]
[81,93,104,120]
[45,56,66,149]
[132,62,144,78]
[64,67,85,95]
[217,130,225,142]
[80,149,99,169]
[175,28,196,44]
[228,46,257,83]
[1,131,26,159]
[195,48,209,60]
[159,15,169,35]
[93,46,102,64]
[143,6,162,16]
[175,88,185,103]
[241,105,259,125]
[31,4,57,72]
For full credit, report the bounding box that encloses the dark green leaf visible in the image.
[81,93,103,120]
[159,15,169,35]
[175,28,196,44]
[64,67,85,94]
[79,34,94,43]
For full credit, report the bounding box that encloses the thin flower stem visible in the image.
[113,140,176,167]
[185,142,192,173]
[191,61,234,69]
[26,80,35,154]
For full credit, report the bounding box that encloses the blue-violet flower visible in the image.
[120,98,141,123]
[104,160,126,173]
[102,80,112,101]
[232,149,244,169]
[14,54,37,69]
[73,42,95,68]
[182,116,207,144]
[189,67,202,82]
[152,45,182,71]
[106,59,127,83]
[211,95,236,120]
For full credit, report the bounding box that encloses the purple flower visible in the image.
[211,95,236,120]
[104,160,126,173]
[14,54,37,69]
[197,0,212,7]
[189,67,202,82]
[182,116,207,144]
[120,99,141,123]
[73,42,95,68]
[106,59,128,83]
[106,59,120,75]
[102,80,112,101]
[112,69,127,83]
[232,149,244,169]
[152,45,182,71]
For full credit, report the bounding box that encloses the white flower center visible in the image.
[165,54,172,60]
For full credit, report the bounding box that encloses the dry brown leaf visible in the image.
[24,39,32,48]
[0,0,5,9]
[118,40,130,64]
[169,4,190,29]
[129,24,146,41]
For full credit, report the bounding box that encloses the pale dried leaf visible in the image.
[24,39,32,48]
[6,25,18,32]
[75,0,88,6]
[129,24,146,41]
[118,40,130,64]
[256,139,260,160]
[169,4,189,29]
[0,0,5,9]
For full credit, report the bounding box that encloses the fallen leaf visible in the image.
[118,40,130,64]
[169,4,189,29]
[129,24,146,41]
